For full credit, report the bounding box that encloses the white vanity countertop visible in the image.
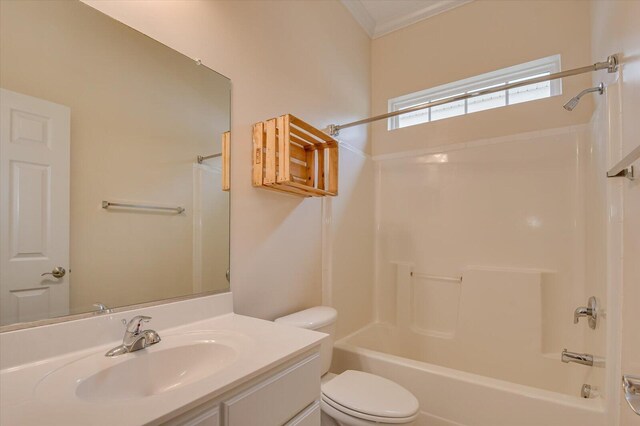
[0,312,325,426]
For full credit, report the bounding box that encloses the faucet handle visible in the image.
[574,308,588,324]
[574,297,598,329]
[93,303,111,314]
[125,315,152,334]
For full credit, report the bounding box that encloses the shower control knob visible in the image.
[573,296,598,329]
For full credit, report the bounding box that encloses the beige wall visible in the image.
[590,1,640,424]
[371,0,593,156]
[0,0,230,315]
[83,0,374,330]
[327,147,375,338]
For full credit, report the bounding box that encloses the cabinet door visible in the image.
[178,406,219,426]
[223,353,320,426]
[285,401,321,426]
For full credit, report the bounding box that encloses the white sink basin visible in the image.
[36,330,250,404]
[76,342,236,401]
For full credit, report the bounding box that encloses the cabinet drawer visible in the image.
[223,353,320,426]
[285,401,321,426]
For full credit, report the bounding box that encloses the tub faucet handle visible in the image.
[574,307,591,323]
[574,296,598,329]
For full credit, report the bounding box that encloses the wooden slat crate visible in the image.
[252,114,338,197]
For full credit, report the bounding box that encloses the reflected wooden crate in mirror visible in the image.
[252,114,338,197]
[222,131,231,191]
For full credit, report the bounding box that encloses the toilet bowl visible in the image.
[275,307,419,426]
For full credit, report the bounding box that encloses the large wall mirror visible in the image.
[0,0,231,329]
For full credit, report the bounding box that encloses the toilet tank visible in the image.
[275,306,337,375]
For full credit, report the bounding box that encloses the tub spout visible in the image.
[561,349,594,366]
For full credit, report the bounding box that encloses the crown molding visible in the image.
[341,0,376,38]
[341,0,473,39]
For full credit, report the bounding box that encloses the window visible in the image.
[388,55,562,130]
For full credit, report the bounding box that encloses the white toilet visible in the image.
[275,307,419,426]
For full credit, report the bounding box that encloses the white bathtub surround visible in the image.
[332,339,605,426]
[0,293,326,425]
[341,124,613,425]
[375,126,605,381]
[392,264,595,394]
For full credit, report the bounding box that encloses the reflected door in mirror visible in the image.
[0,89,70,325]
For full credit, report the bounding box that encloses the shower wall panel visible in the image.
[374,125,604,395]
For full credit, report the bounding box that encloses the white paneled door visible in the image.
[0,89,70,326]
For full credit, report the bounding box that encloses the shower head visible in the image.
[563,97,581,111]
[563,82,604,111]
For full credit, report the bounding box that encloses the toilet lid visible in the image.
[321,370,419,420]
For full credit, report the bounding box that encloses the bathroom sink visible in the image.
[76,342,236,401]
[36,330,249,404]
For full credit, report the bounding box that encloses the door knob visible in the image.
[41,267,66,278]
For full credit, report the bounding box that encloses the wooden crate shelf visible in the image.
[252,114,338,197]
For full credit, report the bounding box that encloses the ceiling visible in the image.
[341,0,473,39]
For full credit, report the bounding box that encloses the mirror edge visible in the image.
[0,288,230,333]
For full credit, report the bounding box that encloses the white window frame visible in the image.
[388,54,562,130]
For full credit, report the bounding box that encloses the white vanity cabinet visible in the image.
[163,350,321,426]
[0,297,327,426]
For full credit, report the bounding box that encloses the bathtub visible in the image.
[331,323,606,426]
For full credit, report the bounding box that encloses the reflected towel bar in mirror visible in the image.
[197,153,221,164]
[102,201,185,214]
[410,272,463,283]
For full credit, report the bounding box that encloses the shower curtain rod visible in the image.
[326,54,619,137]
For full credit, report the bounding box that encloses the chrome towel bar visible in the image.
[607,144,639,180]
[102,201,185,214]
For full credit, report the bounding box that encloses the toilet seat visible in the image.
[321,394,419,424]
[321,370,419,424]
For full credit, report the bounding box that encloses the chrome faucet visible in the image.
[93,303,112,314]
[105,315,161,357]
[561,349,594,366]
[574,296,598,329]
